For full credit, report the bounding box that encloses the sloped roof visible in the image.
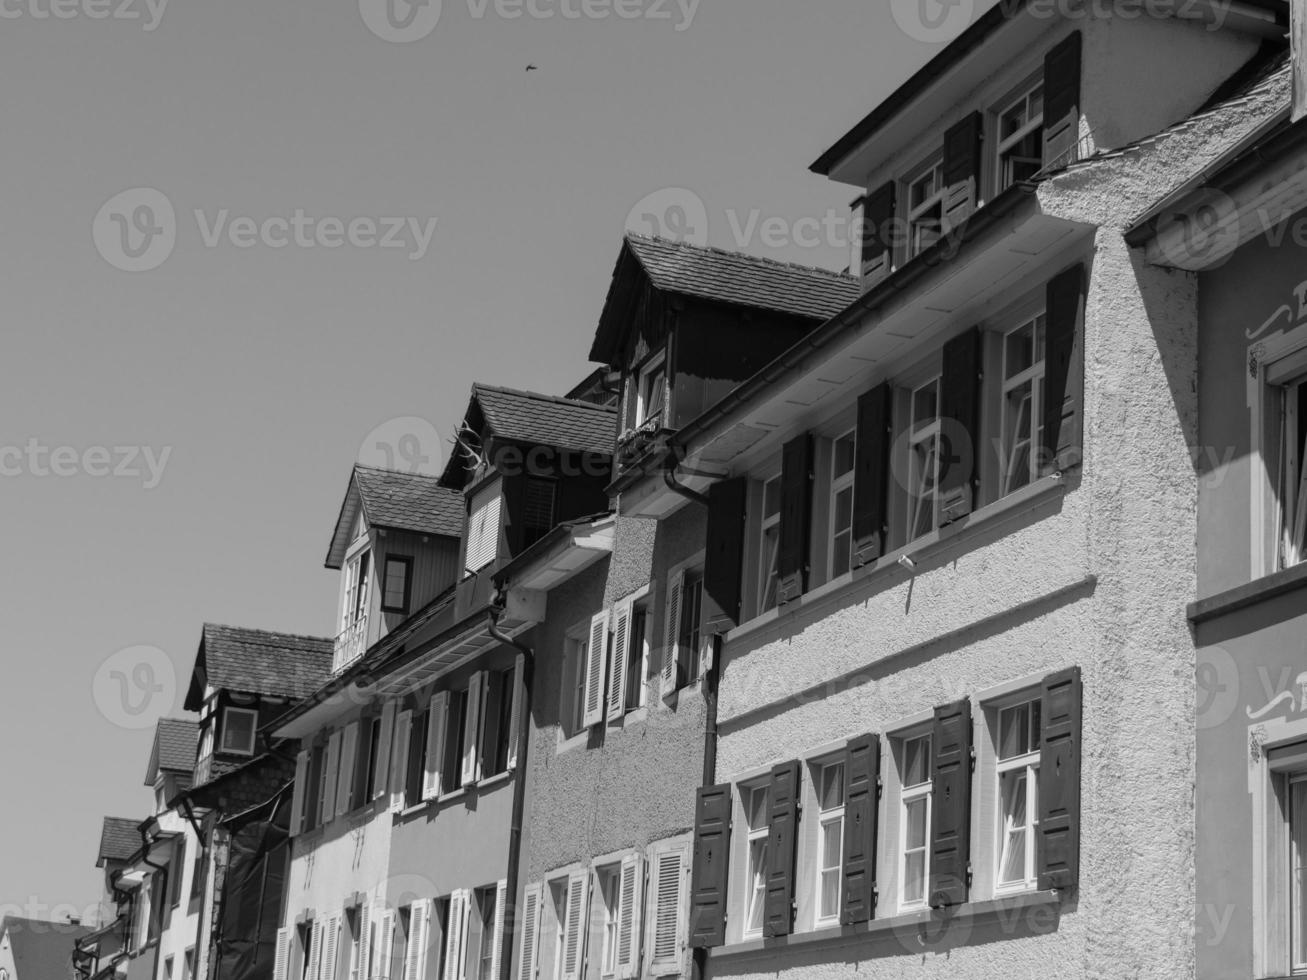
[183,624,333,711]
[145,718,198,785]
[0,916,94,980]
[326,465,466,569]
[96,817,141,868]
[473,384,617,456]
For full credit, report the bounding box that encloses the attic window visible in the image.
[521,478,557,550]
[996,80,1044,191]
[636,352,667,427]
[220,707,258,756]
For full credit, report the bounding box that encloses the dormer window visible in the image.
[381,556,413,615]
[996,80,1045,191]
[636,352,667,427]
[219,707,258,756]
[905,156,944,259]
[342,550,370,631]
[466,480,503,572]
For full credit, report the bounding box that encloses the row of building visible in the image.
[61,3,1307,980]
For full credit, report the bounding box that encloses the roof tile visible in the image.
[472,385,617,456]
[354,466,466,538]
[196,624,333,702]
[96,817,140,867]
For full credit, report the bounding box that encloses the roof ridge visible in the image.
[624,232,858,283]
[354,463,452,485]
[203,623,334,645]
[473,383,619,414]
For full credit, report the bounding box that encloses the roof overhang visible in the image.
[325,472,365,570]
[494,515,615,591]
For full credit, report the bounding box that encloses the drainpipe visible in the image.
[663,449,710,508]
[488,597,535,980]
[138,823,170,973]
[690,632,723,980]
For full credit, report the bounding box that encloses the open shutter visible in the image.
[489,880,507,980]
[516,884,542,980]
[273,928,291,980]
[689,785,731,949]
[776,436,814,606]
[409,902,432,980]
[560,871,590,980]
[390,711,413,813]
[852,385,893,567]
[704,477,748,626]
[322,916,341,980]
[290,751,310,836]
[307,921,324,980]
[321,731,343,827]
[841,734,881,924]
[441,893,463,980]
[938,327,983,524]
[377,910,395,980]
[582,611,609,729]
[764,762,801,938]
[462,674,484,787]
[423,693,449,801]
[337,723,360,817]
[615,855,645,979]
[649,844,688,975]
[929,699,973,908]
[860,181,897,282]
[608,602,631,723]
[357,904,371,980]
[506,656,525,771]
[942,112,983,231]
[1043,263,1086,473]
[1043,31,1082,170]
[660,571,684,696]
[1038,666,1083,890]
[374,701,396,802]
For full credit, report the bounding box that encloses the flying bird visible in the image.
[525,64,538,72]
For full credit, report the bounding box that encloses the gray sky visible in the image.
[0,0,996,919]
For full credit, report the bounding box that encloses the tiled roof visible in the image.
[1,916,94,980]
[185,624,333,710]
[472,385,617,456]
[153,718,198,775]
[96,817,140,867]
[624,235,860,322]
[354,466,466,538]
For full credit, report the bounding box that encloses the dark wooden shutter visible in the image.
[840,734,881,925]
[1038,667,1082,890]
[860,182,897,283]
[942,113,983,232]
[929,699,973,908]
[1043,264,1086,473]
[776,435,814,606]
[689,784,732,948]
[852,385,893,568]
[764,761,801,938]
[704,477,748,625]
[1043,32,1083,171]
[938,328,982,524]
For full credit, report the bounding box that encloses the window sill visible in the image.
[1188,560,1307,625]
[477,770,514,790]
[711,890,1063,963]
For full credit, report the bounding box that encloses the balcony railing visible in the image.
[616,412,668,471]
[334,615,368,673]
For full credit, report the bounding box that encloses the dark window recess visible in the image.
[360,716,382,806]
[482,668,514,778]
[703,477,748,626]
[852,385,893,567]
[1038,666,1082,889]
[1043,31,1083,170]
[304,746,324,832]
[677,572,704,687]
[860,181,897,281]
[929,699,973,908]
[382,556,413,614]
[690,784,732,949]
[405,709,429,806]
[1042,263,1086,473]
[938,327,983,524]
[776,435,814,606]
[942,111,984,231]
[521,478,558,549]
[841,734,881,925]
[624,609,647,711]
[764,761,801,938]
[443,689,469,793]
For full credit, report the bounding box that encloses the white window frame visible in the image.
[757,475,782,616]
[741,782,769,940]
[636,351,668,428]
[813,758,846,927]
[1249,326,1307,578]
[1252,723,1307,977]
[906,377,943,543]
[999,312,1048,497]
[897,731,933,913]
[1268,348,1307,571]
[220,707,259,756]
[994,77,1045,193]
[903,154,944,261]
[828,430,857,580]
[993,698,1041,894]
[341,544,371,633]
[596,865,621,978]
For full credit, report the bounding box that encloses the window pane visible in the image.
[834,487,853,533]
[763,477,782,518]
[912,382,938,430]
[999,703,1032,759]
[999,771,1029,884]
[747,839,768,933]
[833,435,856,478]
[903,850,926,905]
[819,764,844,811]
[903,736,930,787]
[746,786,768,829]
[1294,779,1307,969]
[905,797,928,850]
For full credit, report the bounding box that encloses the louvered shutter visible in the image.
[860,181,897,282]
[374,702,396,802]
[407,902,431,980]
[1038,667,1082,890]
[516,884,542,980]
[615,855,645,979]
[1042,264,1086,474]
[322,916,341,980]
[689,786,731,949]
[321,732,342,828]
[307,921,324,980]
[608,602,631,722]
[583,611,609,728]
[489,880,507,980]
[938,327,982,524]
[852,385,893,567]
[942,112,983,231]
[462,675,484,787]
[660,572,684,697]
[424,693,449,801]
[441,893,463,980]
[1042,31,1083,171]
[290,751,310,836]
[840,734,881,925]
[357,904,371,980]
[390,711,413,813]
[377,910,395,980]
[704,477,748,626]
[466,484,502,572]
[560,870,589,980]
[649,844,687,975]
[337,723,360,817]
[273,928,291,980]
[929,699,973,908]
[506,656,524,771]
[776,436,814,606]
[764,762,801,937]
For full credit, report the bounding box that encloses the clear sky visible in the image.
[0,0,997,921]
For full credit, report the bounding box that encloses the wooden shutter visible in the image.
[841,734,881,925]
[337,723,360,818]
[938,327,983,524]
[273,927,291,980]
[322,916,341,980]
[423,693,449,801]
[860,181,897,282]
[852,385,893,567]
[462,674,484,787]
[929,699,973,908]
[374,701,396,802]
[377,910,395,980]
[608,602,632,722]
[307,921,324,980]
[321,731,343,828]
[649,844,688,974]
[764,762,801,937]
[516,884,542,980]
[357,904,371,980]
[704,477,748,626]
[560,871,589,980]
[776,435,814,606]
[390,711,413,813]
[689,786,731,948]
[506,656,525,771]
[660,571,684,697]
[406,902,430,980]
[615,855,644,979]
[583,611,609,729]
[1038,667,1083,890]
[290,751,310,836]
[441,893,463,980]
[1043,263,1086,474]
[488,881,507,980]
[1043,31,1083,170]
[942,113,983,231]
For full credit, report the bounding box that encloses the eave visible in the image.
[493,514,615,591]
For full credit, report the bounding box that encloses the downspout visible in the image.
[663,449,710,508]
[138,824,170,974]
[488,596,535,980]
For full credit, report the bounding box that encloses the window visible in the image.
[304,746,325,833]
[996,81,1045,191]
[382,556,413,614]
[597,867,620,977]
[907,378,942,541]
[636,353,667,427]
[220,707,258,756]
[474,887,497,980]
[197,725,214,781]
[1272,362,1307,570]
[899,733,932,910]
[742,783,769,938]
[905,157,944,259]
[814,760,846,924]
[521,478,558,550]
[829,431,856,578]
[624,605,649,712]
[480,668,515,779]
[405,708,430,807]
[183,950,194,980]
[758,476,782,614]
[1000,315,1047,495]
[442,689,469,793]
[565,631,589,738]
[299,922,315,980]
[165,957,174,980]
[345,908,361,980]
[190,844,206,901]
[995,699,1041,891]
[1291,775,1307,972]
[364,716,384,802]
[343,550,371,631]
[677,572,703,687]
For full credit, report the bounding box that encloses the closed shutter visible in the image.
[1042,31,1083,170]
[516,884,542,980]
[290,751,310,836]
[322,916,341,980]
[583,611,609,729]
[377,910,395,980]
[462,674,484,787]
[841,734,881,925]
[337,723,360,818]
[938,327,983,524]
[466,484,502,572]
[390,711,413,813]
[1038,667,1083,890]
[703,477,749,626]
[374,701,396,802]
[423,693,450,801]
[615,855,645,979]
[929,699,973,908]
[776,435,814,606]
[764,761,801,937]
[860,181,897,282]
[649,844,688,975]
[1043,264,1086,474]
[852,385,893,567]
[560,871,589,980]
[357,904,371,980]
[273,927,291,980]
[321,731,343,828]
[660,572,684,697]
[506,656,525,771]
[942,112,983,231]
[489,880,507,980]
[608,602,632,722]
[689,786,731,949]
